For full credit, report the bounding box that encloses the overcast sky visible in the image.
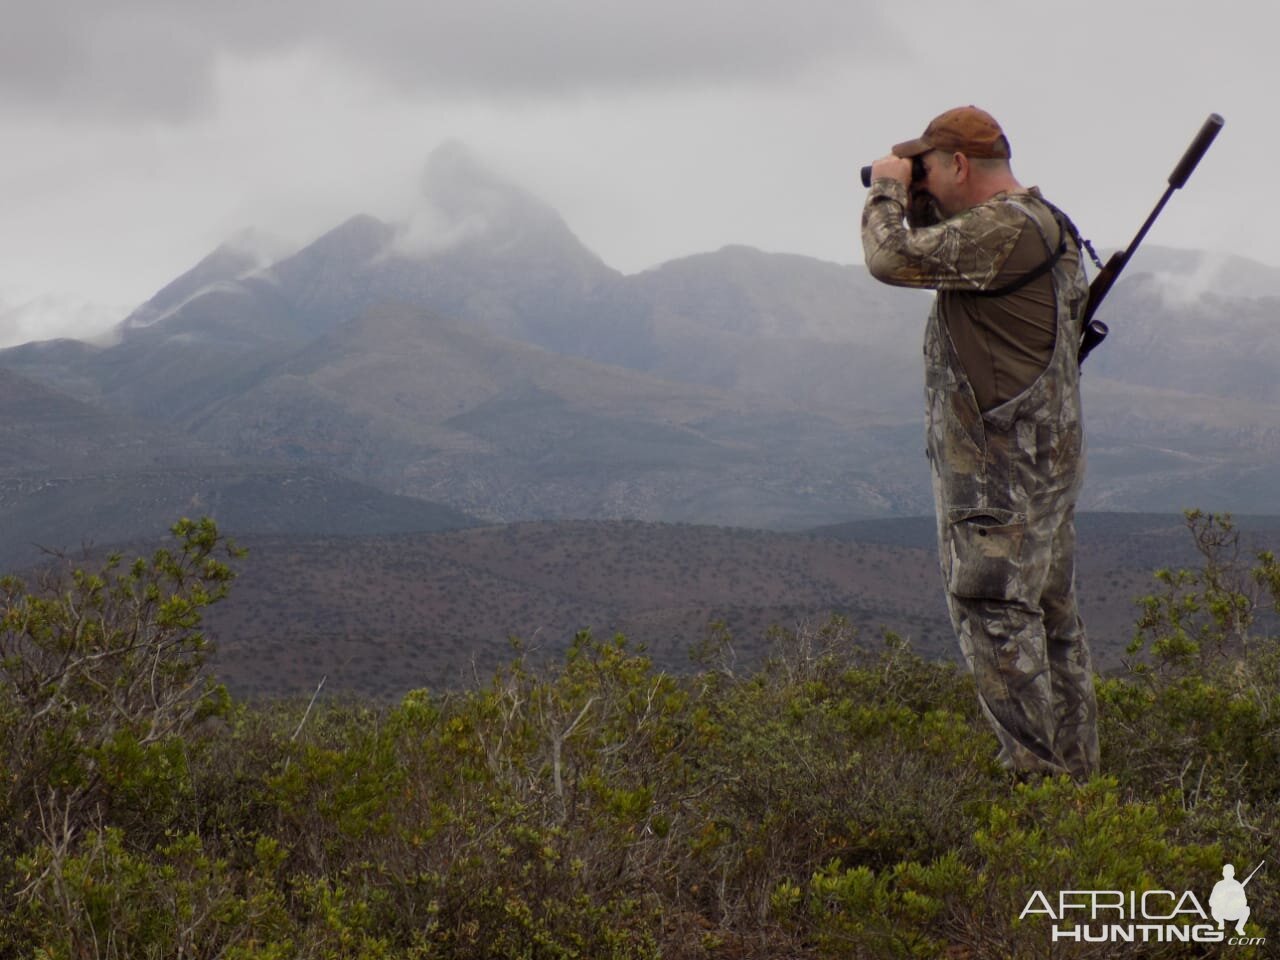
[0,0,1263,345]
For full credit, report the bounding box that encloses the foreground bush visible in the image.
[1,513,1277,958]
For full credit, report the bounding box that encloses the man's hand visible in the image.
[869,154,912,186]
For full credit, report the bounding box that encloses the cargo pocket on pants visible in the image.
[945,507,1027,601]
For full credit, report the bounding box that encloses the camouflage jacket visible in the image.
[859,176,1091,515]
[863,178,1092,411]
[862,178,1044,292]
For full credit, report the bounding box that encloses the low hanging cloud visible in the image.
[0,292,126,348]
[388,141,569,259]
[0,1,895,121]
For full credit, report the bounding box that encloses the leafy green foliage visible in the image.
[2,513,1279,958]
[1102,513,1280,801]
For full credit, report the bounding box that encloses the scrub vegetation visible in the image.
[1,512,1278,958]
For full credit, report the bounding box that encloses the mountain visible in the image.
[0,364,173,474]
[126,142,618,353]
[0,366,475,571]
[3,146,1279,547]
[1087,268,1280,409]
[0,145,623,422]
[1121,244,1280,300]
[120,232,286,335]
[595,245,922,417]
[181,302,910,526]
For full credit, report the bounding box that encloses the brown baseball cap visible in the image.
[892,106,1011,160]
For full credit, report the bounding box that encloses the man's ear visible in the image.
[952,152,970,184]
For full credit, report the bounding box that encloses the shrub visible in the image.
[2,512,1278,958]
[0,518,247,956]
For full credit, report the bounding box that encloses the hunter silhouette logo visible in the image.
[1020,859,1267,946]
[1210,861,1264,937]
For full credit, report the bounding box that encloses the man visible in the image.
[1209,864,1251,936]
[860,106,1098,780]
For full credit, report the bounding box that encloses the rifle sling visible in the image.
[967,194,1091,299]
[968,235,1068,298]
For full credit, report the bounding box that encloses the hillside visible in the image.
[4,513,1278,957]
[0,366,476,570]
[181,303,817,523]
[197,513,1280,699]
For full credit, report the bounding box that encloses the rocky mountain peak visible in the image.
[390,140,596,263]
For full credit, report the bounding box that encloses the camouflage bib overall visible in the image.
[924,196,1099,779]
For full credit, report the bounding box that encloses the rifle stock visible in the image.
[1076,251,1125,363]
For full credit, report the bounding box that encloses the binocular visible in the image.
[860,156,926,188]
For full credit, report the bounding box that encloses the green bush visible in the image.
[1,512,1278,958]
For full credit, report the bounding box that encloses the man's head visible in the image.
[1224,864,1237,880]
[893,106,1021,216]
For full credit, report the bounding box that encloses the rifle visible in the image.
[1242,860,1266,888]
[1077,113,1224,365]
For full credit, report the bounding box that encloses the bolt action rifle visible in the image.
[1077,113,1224,365]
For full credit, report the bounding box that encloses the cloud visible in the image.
[387,141,572,259]
[0,1,896,121]
[0,292,125,348]
[220,227,299,271]
[0,5,224,120]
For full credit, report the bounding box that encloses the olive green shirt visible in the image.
[861,179,1078,411]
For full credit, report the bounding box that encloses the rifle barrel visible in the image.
[1122,184,1177,264]
[1243,860,1265,887]
[1124,114,1225,264]
[1078,113,1224,366]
